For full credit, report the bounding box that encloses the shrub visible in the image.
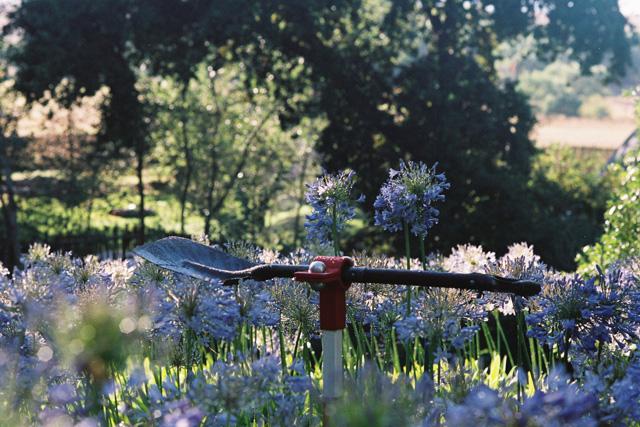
[578,151,640,271]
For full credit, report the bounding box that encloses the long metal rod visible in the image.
[321,329,342,425]
[182,261,540,296]
[344,267,541,296]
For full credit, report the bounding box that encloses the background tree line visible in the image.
[0,0,635,272]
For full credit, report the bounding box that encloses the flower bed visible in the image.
[2,162,640,426]
[1,242,639,426]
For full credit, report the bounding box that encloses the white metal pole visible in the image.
[322,329,343,399]
[322,329,343,425]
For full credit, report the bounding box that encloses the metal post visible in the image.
[294,256,354,426]
[322,329,343,398]
[322,329,342,424]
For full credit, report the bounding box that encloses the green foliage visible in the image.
[579,95,611,119]
[532,145,610,206]
[534,0,632,79]
[578,152,640,271]
[279,0,631,266]
[517,61,609,117]
[7,0,145,153]
[527,145,611,271]
[142,62,317,246]
[3,0,634,269]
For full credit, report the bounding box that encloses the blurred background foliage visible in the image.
[0,0,638,272]
[578,150,640,272]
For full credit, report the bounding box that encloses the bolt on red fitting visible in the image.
[294,256,354,330]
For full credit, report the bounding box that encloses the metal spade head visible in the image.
[132,237,257,283]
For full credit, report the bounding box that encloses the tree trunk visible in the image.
[203,140,220,238]
[292,150,311,248]
[179,87,193,235]
[84,166,100,231]
[0,160,21,272]
[135,146,145,245]
[203,108,275,237]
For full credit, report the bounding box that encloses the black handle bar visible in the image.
[183,261,541,296]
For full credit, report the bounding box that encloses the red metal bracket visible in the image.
[294,256,354,331]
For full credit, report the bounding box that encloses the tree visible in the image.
[6,0,633,267]
[232,0,631,265]
[0,74,28,271]
[144,61,304,242]
[578,149,640,271]
[6,0,149,244]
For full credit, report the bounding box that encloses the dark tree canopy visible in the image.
[7,0,144,151]
[5,0,634,268]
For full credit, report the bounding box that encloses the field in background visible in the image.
[531,96,637,155]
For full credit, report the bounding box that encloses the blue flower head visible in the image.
[374,160,450,237]
[526,268,640,355]
[304,169,364,245]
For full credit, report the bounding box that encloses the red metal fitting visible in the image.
[294,256,354,331]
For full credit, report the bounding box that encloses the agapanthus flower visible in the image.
[445,371,598,427]
[519,369,599,427]
[608,355,640,423]
[394,288,486,349]
[123,379,193,426]
[47,383,79,406]
[23,243,53,266]
[0,263,9,281]
[268,251,320,338]
[527,268,640,355]
[270,276,319,338]
[346,252,407,331]
[39,409,99,427]
[160,400,205,427]
[304,169,364,245]
[188,355,310,423]
[485,242,546,282]
[617,256,640,276]
[444,244,496,274]
[482,242,547,314]
[374,160,449,237]
[183,278,240,342]
[236,280,279,327]
[444,385,517,426]
[224,240,262,262]
[189,288,241,342]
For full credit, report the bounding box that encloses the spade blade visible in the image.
[132,236,257,282]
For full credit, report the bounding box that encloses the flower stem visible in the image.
[403,221,411,315]
[278,320,287,377]
[291,328,303,370]
[332,204,339,256]
[419,237,427,270]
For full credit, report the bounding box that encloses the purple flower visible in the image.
[374,160,449,237]
[304,169,364,245]
[238,281,279,327]
[520,370,598,426]
[482,242,547,314]
[188,286,241,342]
[445,385,513,426]
[394,288,486,348]
[160,400,204,427]
[187,355,310,423]
[446,371,598,427]
[608,356,640,422]
[48,383,78,405]
[526,268,640,355]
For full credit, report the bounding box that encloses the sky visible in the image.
[620,0,640,17]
